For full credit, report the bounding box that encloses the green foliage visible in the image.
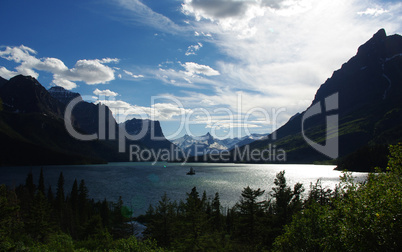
[0,170,157,251]
[274,143,402,251]
[234,186,265,247]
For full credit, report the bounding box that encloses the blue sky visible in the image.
[1,0,401,140]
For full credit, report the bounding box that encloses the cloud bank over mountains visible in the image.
[0,45,117,90]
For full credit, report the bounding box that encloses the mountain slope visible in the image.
[0,75,65,118]
[224,29,402,171]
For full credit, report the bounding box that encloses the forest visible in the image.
[1,143,401,251]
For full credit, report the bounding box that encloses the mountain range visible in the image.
[172,132,266,156]
[0,29,401,171]
[0,75,175,165]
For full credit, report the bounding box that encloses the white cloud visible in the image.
[52,76,77,90]
[0,45,118,88]
[98,58,120,64]
[153,61,222,88]
[185,42,203,56]
[182,62,220,76]
[0,66,18,79]
[67,59,115,84]
[123,69,144,78]
[357,7,389,17]
[115,0,186,34]
[93,88,119,97]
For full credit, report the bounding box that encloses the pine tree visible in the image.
[47,185,54,205]
[235,186,265,246]
[270,171,304,227]
[78,179,89,224]
[25,171,36,198]
[38,168,45,196]
[25,192,52,242]
[69,179,79,238]
[55,172,65,211]
[54,172,66,229]
[211,192,223,231]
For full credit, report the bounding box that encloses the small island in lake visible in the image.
[186,167,195,175]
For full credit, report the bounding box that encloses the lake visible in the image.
[0,162,368,216]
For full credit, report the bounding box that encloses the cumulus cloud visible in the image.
[0,66,18,79]
[65,59,115,85]
[0,45,118,89]
[185,42,203,56]
[52,76,77,90]
[153,61,221,88]
[182,62,220,76]
[93,88,119,97]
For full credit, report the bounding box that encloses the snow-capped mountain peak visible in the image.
[172,132,267,156]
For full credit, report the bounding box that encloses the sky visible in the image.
[1,0,401,140]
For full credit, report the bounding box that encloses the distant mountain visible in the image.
[172,132,266,156]
[0,75,176,165]
[48,85,175,152]
[232,29,402,171]
[121,118,175,151]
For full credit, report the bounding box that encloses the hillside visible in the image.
[0,75,175,165]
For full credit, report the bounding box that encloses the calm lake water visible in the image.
[0,162,368,216]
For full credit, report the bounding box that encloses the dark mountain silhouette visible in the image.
[205,29,402,171]
[0,76,7,87]
[122,118,174,151]
[0,75,175,165]
[48,86,80,105]
[48,85,175,152]
[0,75,65,118]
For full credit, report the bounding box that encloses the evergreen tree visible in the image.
[0,185,23,249]
[47,185,54,205]
[54,172,68,232]
[38,168,45,196]
[148,192,176,247]
[111,196,132,239]
[69,179,79,238]
[211,192,223,232]
[78,179,89,225]
[100,198,111,228]
[55,172,65,212]
[25,171,36,198]
[270,171,304,227]
[25,192,52,242]
[235,186,265,247]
